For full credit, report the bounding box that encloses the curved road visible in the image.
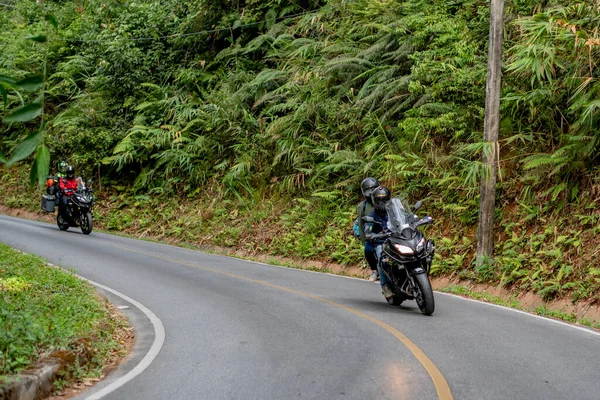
[1,214,599,400]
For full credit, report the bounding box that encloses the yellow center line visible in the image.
[113,244,453,400]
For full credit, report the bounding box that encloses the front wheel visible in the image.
[386,295,405,306]
[414,274,435,316]
[57,214,69,231]
[80,212,93,235]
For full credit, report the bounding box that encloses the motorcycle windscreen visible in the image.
[385,198,413,233]
[76,177,86,190]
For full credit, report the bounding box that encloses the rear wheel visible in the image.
[414,274,435,316]
[57,214,69,231]
[80,212,93,235]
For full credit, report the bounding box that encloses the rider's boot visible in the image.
[381,284,394,299]
[368,270,379,282]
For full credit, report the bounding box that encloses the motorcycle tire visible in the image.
[57,214,69,231]
[414,273,435,316]
[80,212,93,235]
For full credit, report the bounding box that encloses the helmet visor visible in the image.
[362,185,378,198]
[374,198,388,210]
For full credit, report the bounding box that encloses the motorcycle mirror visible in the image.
[414,200,423,211]
[416,216,434,227]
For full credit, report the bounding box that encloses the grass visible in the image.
[533,306,600,330]
[0,243,126,382]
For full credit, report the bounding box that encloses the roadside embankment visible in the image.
[0,243,131,399]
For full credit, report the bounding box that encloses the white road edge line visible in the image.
[41,255,166,398]
[109,231,600,337]
[111,233,368,281]
[82,279,166,400]
[117,234,600,339]
[437,291,600,338]
[9,216,597,341]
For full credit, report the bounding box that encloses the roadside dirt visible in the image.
[0,205,54,223]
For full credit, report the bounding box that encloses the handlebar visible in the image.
[369,231,392,240]
[368,217,434,241]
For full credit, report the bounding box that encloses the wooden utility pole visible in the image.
[476,0,505,266]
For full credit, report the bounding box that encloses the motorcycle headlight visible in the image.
[394,244,414,255]
[416,238,425,252]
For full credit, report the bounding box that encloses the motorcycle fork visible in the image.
[406,275,420,298]
[403,262,427,297]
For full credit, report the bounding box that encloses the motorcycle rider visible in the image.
[356,177,380,281]
[58,165,77,216]
[364,185,394,299]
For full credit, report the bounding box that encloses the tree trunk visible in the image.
[476,0,505,266]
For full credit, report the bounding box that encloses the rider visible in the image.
[356,177,380,281]
[364,185,394,299]
[57,161,68,178]
[58,165,77,216]
[47,160,69,195]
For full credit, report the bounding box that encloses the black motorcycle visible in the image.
[56,180,95,235]
[364,198,436,315]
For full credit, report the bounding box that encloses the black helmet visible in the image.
[66,165,75,179]
[360,177,380,199]
[371,186,390,211]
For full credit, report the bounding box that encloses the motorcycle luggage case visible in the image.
[41,194,56,212]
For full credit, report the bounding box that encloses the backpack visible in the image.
[352,218,361,238]
[352,201,368,239]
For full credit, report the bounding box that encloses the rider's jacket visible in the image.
[364,210,389,244]
[59,177,77,194]
[356,200,374,245]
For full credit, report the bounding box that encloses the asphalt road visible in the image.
[1,214,599,400]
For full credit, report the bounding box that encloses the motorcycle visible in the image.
[364,198,436,315]
[56,178,95,235]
